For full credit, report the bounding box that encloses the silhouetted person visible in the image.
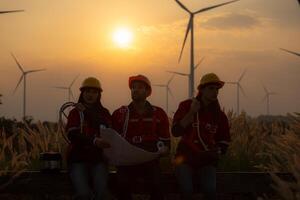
[112,75,170,200]
[66,77,111,200]
[172,73,230,200]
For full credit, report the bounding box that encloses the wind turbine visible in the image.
[262,85,277,115]
[54,75,79,102]
[0,10,24,14]
[175,0,239,98]
[153,75,175,115]
[280,48,300,57]
[167,57,205,97]
[11,53,46,119]
[226,70,247,115]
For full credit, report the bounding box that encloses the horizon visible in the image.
[0,0,299,121]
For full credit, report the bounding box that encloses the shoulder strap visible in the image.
[196,112,208,151]
[121,106,130,138]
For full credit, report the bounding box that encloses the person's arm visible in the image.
[156,108,171,155]
[66,109,110,148]
[66,109,95,146]
[172,98,200,137]
[215,112,230,155]
[111,109,123,135]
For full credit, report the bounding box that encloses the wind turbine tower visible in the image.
[167,57,204,97]
[226,70,247,115]
[153,75,175,115]
[175,0,239,98]
[54,75,79,102]
[262,85,276,115]
[11,53,46,119]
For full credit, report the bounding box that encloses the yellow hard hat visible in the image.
[198,73,224,90]
[80,77,102,91]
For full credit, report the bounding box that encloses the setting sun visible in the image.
[112,27,133,48]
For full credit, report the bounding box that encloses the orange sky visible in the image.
[0,0,299,121]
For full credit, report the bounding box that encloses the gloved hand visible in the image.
[159,146,170,156]
[157,141,170,156]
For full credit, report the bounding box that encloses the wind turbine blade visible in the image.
[53,86,68,90]
[261,95,267,102]
[175,0,191,13]
[280,48,300,57]
[226,81,236,84]
[26,69,46,73]
[13,75,24,94]
[194,0,239,15]
[166,70,189,76]
[179,17,192,62]
[0,10,24,14]
[153,84,165,87]
[167,74,175,85]
[239,84,247,97]
[168,87,175,99]
[70,74,80,88]
[194,57,205,70]
[70,90,75,100]
[238,69,247,82]
[11,53,24,73]
[262,84,268,94]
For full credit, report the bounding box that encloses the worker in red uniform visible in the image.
[66,77,111,200]
[172,73,230,200]
[112,74,170,200]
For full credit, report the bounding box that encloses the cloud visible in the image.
[202,12,261,30]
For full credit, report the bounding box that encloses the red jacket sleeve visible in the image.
[66,108,94,146]
[156,107,170,147]
[171,100,191,137]
[112,107,125,135]
[66,108,80,133]
[214,112,230,153]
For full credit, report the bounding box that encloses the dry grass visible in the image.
[0,121,68,190]
[257,113,300,200]
[0,112,299,199]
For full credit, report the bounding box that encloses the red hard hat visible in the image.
[128,74,152,96]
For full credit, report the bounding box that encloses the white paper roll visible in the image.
[101,128,160,166]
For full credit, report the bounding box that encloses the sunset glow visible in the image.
[112,27,133,48]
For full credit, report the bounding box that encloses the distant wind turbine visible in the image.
[53,75,79,102]
[175,0,239,98]
[167,57,205,97]
[226,70,247,115]
[262,85,277,115]
[11,53,46,119]
[280,48,300,57]
[0,10,24,14]
[153,75,175,115]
